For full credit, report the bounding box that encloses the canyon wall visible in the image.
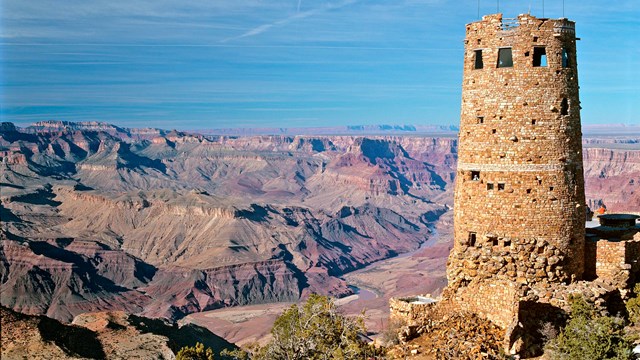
[0,121,637,322]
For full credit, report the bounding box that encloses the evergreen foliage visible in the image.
[226,294,384,360]
[546,296,633,360]
[176,342,215,360]
[626,284,640,325]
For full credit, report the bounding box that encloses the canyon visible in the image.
[1,120,638,339]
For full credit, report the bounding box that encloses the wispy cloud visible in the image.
[222,0,357,43]
[1,0,638,128]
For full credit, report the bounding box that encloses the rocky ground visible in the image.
[389,312,505,360]
[0,306,236,359]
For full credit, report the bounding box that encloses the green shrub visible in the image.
[238,294,384,360]
[176,342,215,360]
[627,284,640,325]
[546,296,633,360]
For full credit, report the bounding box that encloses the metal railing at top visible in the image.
[501,18,520,31]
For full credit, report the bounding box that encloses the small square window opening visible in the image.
[498,183,505,191]
[471,171,480,181]
[477,116,484,124]
[487,183,494,190]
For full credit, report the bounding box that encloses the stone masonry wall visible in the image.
[449,13,586,290]
[595,240,628,283]
[452,279,521,329]
[584,236,640,287]
[591,239,640,287]
[629,238,640,275]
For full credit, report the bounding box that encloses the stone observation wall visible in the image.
[584,238,640,287]
[449,13,586,288]
[389,296,442,327]
[451,279,522,329]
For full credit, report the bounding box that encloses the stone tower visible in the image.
[448,14,586,290]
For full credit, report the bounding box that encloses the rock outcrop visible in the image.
[0,306,236,359]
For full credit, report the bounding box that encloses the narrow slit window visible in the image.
[497,48,513,68]
[471,171,480,181]
[560,98,569,115]
[532,47,547,67]
[474,49,484,69]
[469,232,477,246]
[487,182,494,190]
[498,183,505,191]
[477,116,484,124]
[562,48,570,68]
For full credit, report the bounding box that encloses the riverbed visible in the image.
[186,212,453,345]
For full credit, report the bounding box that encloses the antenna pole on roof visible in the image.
[542,0,545,17]
[563,0,565,17]
[478,0,480,19]
[497,0,499,13]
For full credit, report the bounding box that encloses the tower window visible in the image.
[498,183,505,191]
[477,116,484,124]
[504,240,511,247]
[531,119,537,125]
[487,182,494,190]
[469,232,477,246]
[497,48,513,68]
[562,48,571,68]
[560,98,569,115]
[488,236,498,247]
[471,171,480,181]
[474,49,484,69]
[532,47,547,67]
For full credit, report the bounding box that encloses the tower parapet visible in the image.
[448,13,585,288]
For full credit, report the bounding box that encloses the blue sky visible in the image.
[1,0,638,129]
